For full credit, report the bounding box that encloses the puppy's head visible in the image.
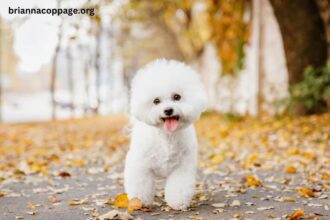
[130,59,207,132]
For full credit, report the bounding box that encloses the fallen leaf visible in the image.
[213,208,224,213]
[114,193,129,208]
[211,203,226,208]
[285,166,297,174]
[279,197,296,202]
[104,198,114,205]
[289,209,304,220]
[0,191,7,197]
[68,199,88,206]
[26,211,36,215]
[257,206,274,211]
[67,159,85,167]
[298,187,315,197]
[230,200,240,207]
[58,171,71,178]
[49,195,60,203]
[98,210,133,220]
[27,202,36,209]
[242,175,262,188]
[127,197,142,212]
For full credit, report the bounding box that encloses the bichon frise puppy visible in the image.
[124,59,207,210]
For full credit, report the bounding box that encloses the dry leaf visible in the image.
[104,198,114,205]
[49,195,60,203]
[58,171,71,178]
[98,210,133,220]
[230,200,240,207]
[289,209,304,220]
[67,159,85,167]
[280,197,296,202]
[0,191,7,197]
[298,187,315,197]
[211,203,226,208]
[26,211,36,215]
[127,197,142,212]
[114,193,129,208]
[27,202,36,209]
[285,166,297,174]
[68,199,88,206]
[242,175,262,188]
[257,206,274,211]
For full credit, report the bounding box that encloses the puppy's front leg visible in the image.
[165,158,196,210]
[124,152,155,206]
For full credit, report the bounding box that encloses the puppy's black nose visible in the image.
[164,108,173,116]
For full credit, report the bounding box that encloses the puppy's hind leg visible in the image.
[124,153,155,206]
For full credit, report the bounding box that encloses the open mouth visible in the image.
[161,115,180,132]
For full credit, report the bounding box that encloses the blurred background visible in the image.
[0,0,329,123]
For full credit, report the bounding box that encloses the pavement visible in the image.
[0,114,330,220]
[1,161,329,220]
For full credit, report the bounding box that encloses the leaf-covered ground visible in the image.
[0,113,329,220]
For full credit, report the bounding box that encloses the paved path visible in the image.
[1,163,329,220]
[1,115,330,219]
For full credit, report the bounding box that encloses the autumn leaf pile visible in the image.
[196,113,330,184]
[0,113,329,219]
[0,116,129,182]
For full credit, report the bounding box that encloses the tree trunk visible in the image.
[269,0,328,84]
[66,47,74,117]
[51,1,64,120]
[83,46,90,115]
[94,25,102,114]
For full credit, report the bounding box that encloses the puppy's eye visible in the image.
[153,98,161,105]
[173,94,181,101]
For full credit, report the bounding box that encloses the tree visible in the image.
[269,0,328,84]
[116,0,251,75]
[51,0,65,120]
[66,44,74,117]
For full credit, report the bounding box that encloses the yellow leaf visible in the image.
[285,166,297,174]
[114,193,129,208]
[288,148,299,155]
[242,175,262,188]
[300,152,315,160]
[241,154,258,169]
[67,159,85,167]
[68,199,88,206]
[280,197,296,202]
[298,187,315,197]
[322,173,330,180]
[211,154,224,164]
[27,202,36,209]
[289,209,304,220]
[127,197,142,212]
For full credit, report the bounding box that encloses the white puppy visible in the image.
[124,59,207,210]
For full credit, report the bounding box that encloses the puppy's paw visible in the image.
[165,195,190,210]
[165,186,192,210]
[127,190,154,207]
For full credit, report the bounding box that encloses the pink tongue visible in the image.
[164,118,178,132]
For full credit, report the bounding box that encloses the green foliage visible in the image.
[287,62,330,114]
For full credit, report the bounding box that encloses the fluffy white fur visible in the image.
[124,59,207,210]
